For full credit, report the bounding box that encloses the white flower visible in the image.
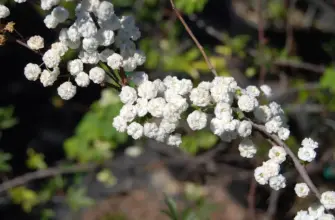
[79,50,99,64]
[294,211,314,220]
[40,68,59,87]
[51,41,68,56]
[278,127,290,140]
[246,85,260,97]
[143,122,159,138]
[302,138,318,149]
[153,79,166,94]
[89,67,105,84]
[294,183,310,198]
[83,37,99,52]
[41,0,60,10]
[99,49,114,62]
[107,53,123,69]
[77,19,97,38]
[134,50,146,66]
[238,95,258,112]
[167,134,182,146]
[210,84,233,104]
[135,98,148,117]
[190,87,211,107]
[67,25,81,42]
[269,102,284,116]
[253,105,272,123]
[198,81,212,90]
[238,138,257,158]
[125,146,142,158]
[254,166,269,185]
[122,57,137,72]
[119,104,137,122]
[24,63,41,81]
[127,122,143,139]
[321,191,335,209]
[67,59,83,76]
[0,5,10,19]
[155,128,168,142]
[262,159,280,177]
[119,86,137,104]
[96,1,114,21]
[42,49,61,68]
[319,214,335,220]
[269,174,286,190]
[308,205,325,219]
[75,72,90,87]
[57,81,76,100]
[52,6,69,23]
[160,119,178,134]
[210,118,226,136]
[214,102,232,120]
[138,81,158,100]
[147,97,166,117]
[44,15,59,29]
[268,146,287,164]
[298,147,316,162]
[187,110,207,130]
[14,0,27,2]
[260,84,272,97]
[112,116,127,132]
[237,120,252,137]
[97,28,115,46]
[162,103,181,123]
[27,36,44,50]
[265,116,283,134]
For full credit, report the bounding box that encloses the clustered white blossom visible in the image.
[2,1,332,218]
[294,203,335,220]
[14,0,145,100]
[113,74,279,149]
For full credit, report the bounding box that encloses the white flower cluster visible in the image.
[19,0,146,100]
[298,137,318,162]
[294,204,335,220]
[113,74,278,149]
[253,146,287,190]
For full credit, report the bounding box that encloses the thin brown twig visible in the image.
[169,0,218,77]
[15,39,41,55]
[257,0,266,84]
[0,163,97,194]
[251,122,321,199]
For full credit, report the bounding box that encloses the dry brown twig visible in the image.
[169,0,218,76]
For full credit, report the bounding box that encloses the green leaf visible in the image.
[66,187,94,211]
[9,187,40,212]
[162,196,179,220]
[181,131,218,154]
[320,66,335,90]
[26,149,47,170]
[0,151,11,172]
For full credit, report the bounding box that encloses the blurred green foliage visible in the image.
[64,89,128,163]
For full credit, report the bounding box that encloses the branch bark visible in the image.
[0,163,96,194]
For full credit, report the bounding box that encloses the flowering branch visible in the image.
[169,0,218,77]
[251,121,321,199]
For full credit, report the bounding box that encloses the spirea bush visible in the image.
[1,0,334,219]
